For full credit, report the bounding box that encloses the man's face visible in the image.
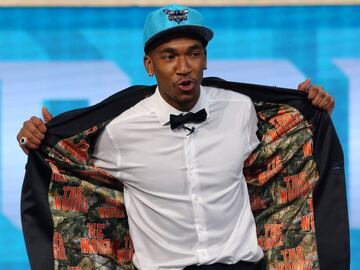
[144,37,207,112]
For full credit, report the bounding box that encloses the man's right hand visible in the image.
[16,107,53,154]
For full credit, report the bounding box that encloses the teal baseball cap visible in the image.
[143,4,214,53]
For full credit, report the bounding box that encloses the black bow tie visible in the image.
[170,109,207,130]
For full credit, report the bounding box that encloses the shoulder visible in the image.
[106,93,154,130]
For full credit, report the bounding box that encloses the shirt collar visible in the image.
[150,85,209,126]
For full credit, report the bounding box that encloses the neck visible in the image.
[177,99,198,112]
[158,87,201,112]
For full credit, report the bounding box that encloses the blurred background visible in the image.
[0,0,359,269]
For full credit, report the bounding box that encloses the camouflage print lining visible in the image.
[244,101,319,270]
[47,101,319,270]
[47,122,135,270]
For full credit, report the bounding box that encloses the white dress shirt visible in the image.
[93,86,263,270]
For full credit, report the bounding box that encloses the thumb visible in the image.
[42,106,53,123]
[298,78,311,92]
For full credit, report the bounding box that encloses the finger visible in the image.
[298,78,311,92]
[17,134,28,154]
[25,140,40,150]
[16,133,22,143]
[36,121,47,133]
[307,87,319,100]
[324,97,335,115]
[308,85,333,110]
[29,116,44,127]
[309,88,325,106]
[30,116,47,133]
[21,132,42,149]
[23,121,46,141]
[17,133,39,153]
[311,94,325,107]
[42,107,53,123]
[23,129,42,146]
[317,95,332,109]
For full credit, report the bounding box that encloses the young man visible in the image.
[17,6,334,154]
[18,4,345,270]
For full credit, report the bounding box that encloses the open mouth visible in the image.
[178,80,195,91]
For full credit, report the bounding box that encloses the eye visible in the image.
[162,54,175,60]
[189,51,201,57]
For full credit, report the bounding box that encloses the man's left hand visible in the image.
[298,78,335,115]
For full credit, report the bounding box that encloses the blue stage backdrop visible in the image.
[0,5,359,269]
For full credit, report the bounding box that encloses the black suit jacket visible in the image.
[21,77,350,270]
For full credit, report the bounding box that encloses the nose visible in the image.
[176,56,191,76]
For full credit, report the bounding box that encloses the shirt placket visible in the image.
[184,126,209,264]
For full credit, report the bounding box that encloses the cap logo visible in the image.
[163,8,188,24]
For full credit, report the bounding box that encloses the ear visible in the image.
[144,54,154,76]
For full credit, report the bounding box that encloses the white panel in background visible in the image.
[334,59,360,228]
[0,61,130,227]
[206,59,306,89]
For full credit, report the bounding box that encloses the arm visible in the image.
[16,79,335,154]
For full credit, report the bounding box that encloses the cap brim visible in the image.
[144,25,213,53]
